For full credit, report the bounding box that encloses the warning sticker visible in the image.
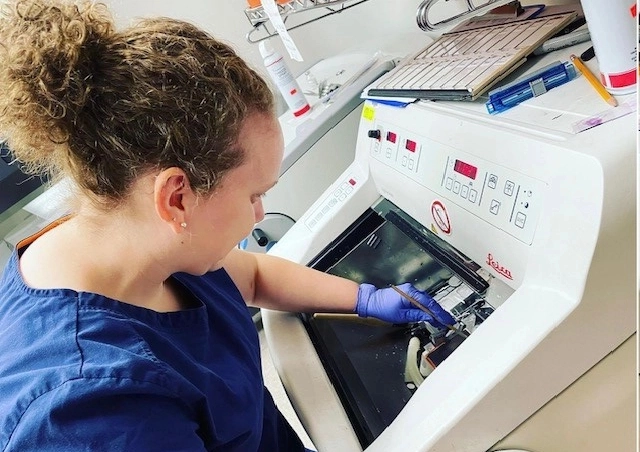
[431,200,451,234]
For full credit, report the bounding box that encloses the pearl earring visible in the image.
[180,222,187,228]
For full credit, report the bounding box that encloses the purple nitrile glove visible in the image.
[355,282,456,328]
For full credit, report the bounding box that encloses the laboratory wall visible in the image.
[103,0,579,82]
[103,0,428,83]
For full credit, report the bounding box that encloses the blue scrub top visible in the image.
[0,247,305,452]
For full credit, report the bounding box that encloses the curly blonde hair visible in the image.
[0,0,274,206]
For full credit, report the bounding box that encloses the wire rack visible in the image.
[245,0,371,43]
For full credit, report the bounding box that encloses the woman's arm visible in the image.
[221,247,359,313]
[222,248,456,327]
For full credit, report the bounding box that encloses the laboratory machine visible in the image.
[262,43,637,452]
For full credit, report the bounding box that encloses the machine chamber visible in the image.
[303,198,507,445]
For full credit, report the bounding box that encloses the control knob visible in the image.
[367,129,381,139]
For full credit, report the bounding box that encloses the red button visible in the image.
[406,139,417,152]
[386,132,397,143]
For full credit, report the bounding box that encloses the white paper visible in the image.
[261,0,303,62]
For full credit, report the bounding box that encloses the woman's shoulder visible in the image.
[0,250,84,384]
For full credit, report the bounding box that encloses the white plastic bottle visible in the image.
[259,40,311,117]
[579,0,637,94]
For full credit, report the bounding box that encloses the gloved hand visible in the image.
[355,282,456,328]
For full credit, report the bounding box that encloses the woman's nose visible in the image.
[254,199,265,223]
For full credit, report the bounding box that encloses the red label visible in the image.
[601,68,637,89]
[293,103,311,117]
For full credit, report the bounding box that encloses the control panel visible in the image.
[369,123,422,176]
[367,121,545,245]
[304,174,360,231]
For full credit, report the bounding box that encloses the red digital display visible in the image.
[453,159,477,180]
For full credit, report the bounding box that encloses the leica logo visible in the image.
[486,253,513,280]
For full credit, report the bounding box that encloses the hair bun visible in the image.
[0,0,114,171]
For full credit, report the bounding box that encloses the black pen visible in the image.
[580,46,595,62]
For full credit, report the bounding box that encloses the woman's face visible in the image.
[185,112,284,272]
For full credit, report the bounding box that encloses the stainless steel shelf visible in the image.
[245,0,371,43]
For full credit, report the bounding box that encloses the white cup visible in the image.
[580,0,637,94]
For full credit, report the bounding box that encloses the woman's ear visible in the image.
[153,168,195,234]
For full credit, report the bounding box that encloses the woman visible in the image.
[0,1,455,450]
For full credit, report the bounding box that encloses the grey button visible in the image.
[490,199,500,215]
[446,177,453,190]
[504,180,515,196]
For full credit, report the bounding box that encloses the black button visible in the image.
[367,129,381,139]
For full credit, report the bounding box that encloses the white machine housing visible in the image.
[263,46,636,451]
